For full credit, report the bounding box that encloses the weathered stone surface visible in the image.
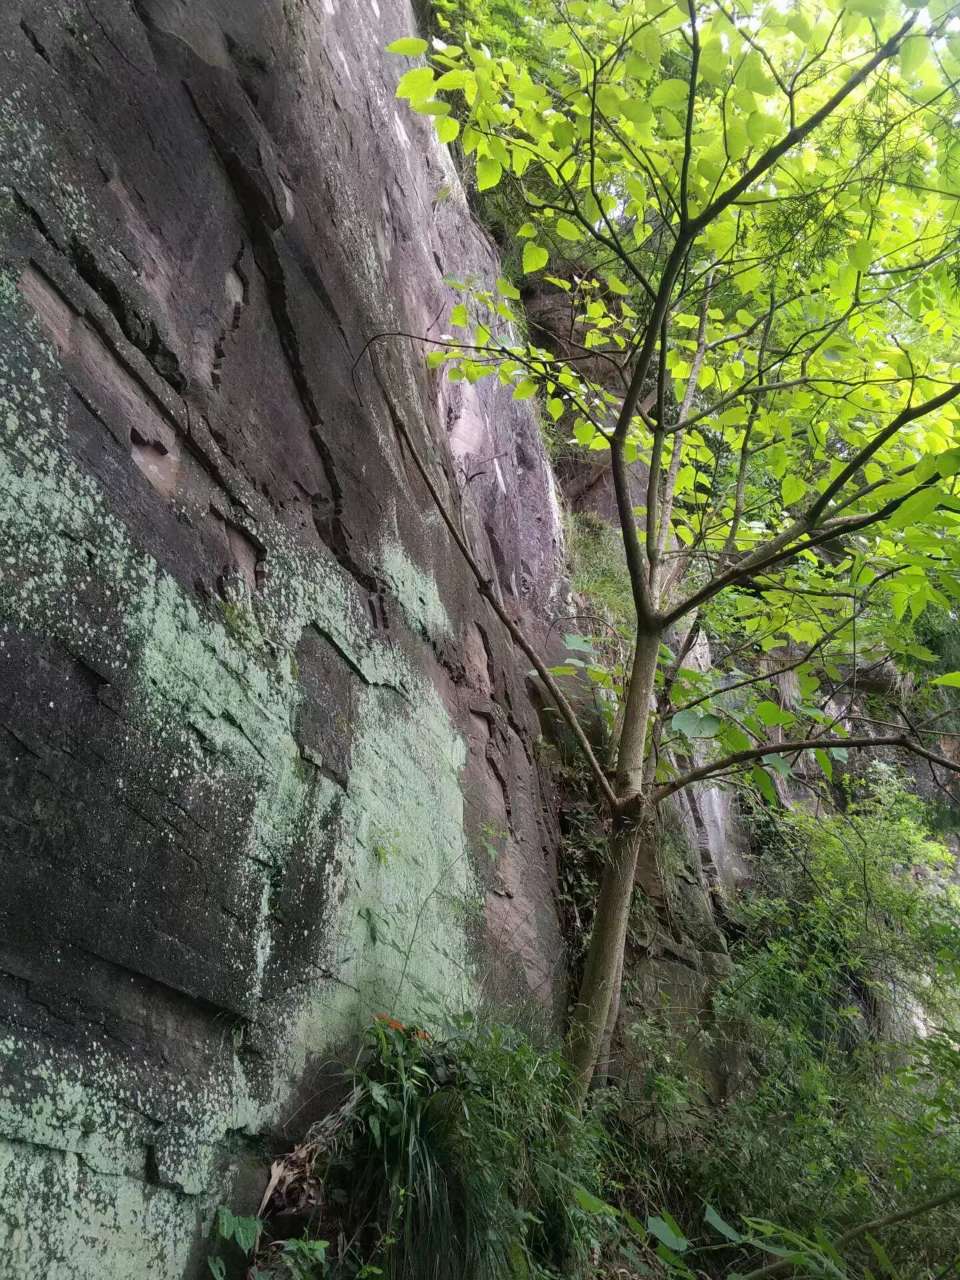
[0,2,565,1274]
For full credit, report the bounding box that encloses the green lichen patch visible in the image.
[0,1137,218,1280]
[378,540,453,642]
[283,681,480,1075]
[0,89,93,246]
[0,272,483,1276]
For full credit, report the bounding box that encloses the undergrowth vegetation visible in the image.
[565,514,634,641]
[611,766,960,1279]
[211,766,960,1280]
[210,1016,611,1280]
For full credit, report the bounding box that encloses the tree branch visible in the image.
[374,377,620,813]
[679,0,700,226]
[654,273,713,599]
[736,1185,960,1280]
[607,17,918,632]
[692,13,918,235]
[653,733,960,804]
[663,378,960,628]
[806,378,960,525]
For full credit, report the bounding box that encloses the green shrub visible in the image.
[611,765,960,1279]
[239,1016,612,1280]
[566,512,634,640]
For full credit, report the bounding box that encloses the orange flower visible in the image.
[374,1013,406,1031]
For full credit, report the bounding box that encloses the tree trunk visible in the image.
[565,628,661,1105]
[593,936,624,1088]
[566,810,656,1102]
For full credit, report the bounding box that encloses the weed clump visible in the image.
[216,1015,611,1280]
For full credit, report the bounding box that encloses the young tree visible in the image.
[387,0,960,1102]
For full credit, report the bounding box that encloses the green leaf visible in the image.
[555,217,581,241]
[931,672,960,687]
[232,1217,260,1255]
[866,1233,898,1278]
[900,35,927,75]
[721,724,753,753]
[513,379,538,400]
[622,1210,648,1239]
[746,111,779,144]
[751,766,778,804]
[547,397,564,420]
[787,11,811,38]
[741,53,776,95]
[755,700,794,727]
[890,488,942,528]
[434,69,472,90]
[411,98,450,116]
[673,708,722,738]
[573,1185,617,1216]
[814,748,833,781]
[564,633,595,653]
[781,474,807,505]
[522,242,550,273]
[496,276,521,300]
[651,78,689,108]
[208,1261,226,1280]
[763,753,793,779]
[396,67,435,100]
[726,117,748,161]
[705,1205,744,1244]
[387,36,429,55]
[476,157,502,191]
[450,303,469,328]
[216,1207,260,1254]
[436,115,460,144]
[647,1214,689,1252]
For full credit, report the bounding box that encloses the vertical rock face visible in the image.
[0,2,566,1274]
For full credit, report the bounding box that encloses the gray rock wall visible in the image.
[0,2,566,1274]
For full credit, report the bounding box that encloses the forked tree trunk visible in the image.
[566,811,660,1102]
[594,948,624,1088]
[565,629,661,1105]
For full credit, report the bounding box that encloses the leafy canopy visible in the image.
[392,0,960,800]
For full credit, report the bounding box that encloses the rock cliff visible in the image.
[0,2,567,1274]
